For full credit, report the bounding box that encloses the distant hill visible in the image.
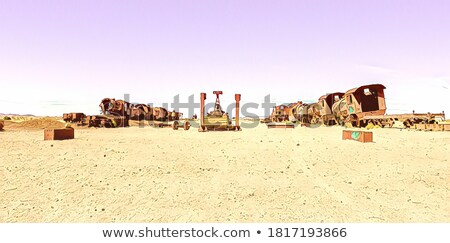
[0,113,35,117]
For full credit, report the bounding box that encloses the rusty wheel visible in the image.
[403,119,412,128]
[384,119,393,128]
[348,115,360,127]
[184,121,190,130]
[172,121,179,130]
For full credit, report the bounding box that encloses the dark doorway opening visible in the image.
[361,89,380,112]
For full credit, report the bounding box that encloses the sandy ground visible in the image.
[0,119,449,223]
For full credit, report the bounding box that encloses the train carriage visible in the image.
[333,84,386,127]
[270,105,290,122]
[287,101,303,122]
[318,92,344,125]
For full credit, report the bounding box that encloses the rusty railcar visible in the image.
[63,113,86,125]
[292,102,320,124]
[152,107,168,121]
[307,103,321,124]
[86,115,129,128]
[89,98,131,128]
[270,105,290,122]
[332,84,387,127]
[318,92,344,125]
[0,119,4,130]
[168,111,183,121]
[286,101,303,122]
[100,98,132,117]
[130,104,153,121]
[294,103,310,124]
[332,84,446,128]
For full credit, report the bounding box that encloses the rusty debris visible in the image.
[267,123,295,129]
[63,113,86,126]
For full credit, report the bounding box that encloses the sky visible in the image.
[0,0,449,117]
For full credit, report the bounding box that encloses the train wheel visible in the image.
[322,116,329,126]
[184,121,190,130]
[359,120,367,128]
[403,119,412,128]
[172,121,179,130]
[350,115,360,127]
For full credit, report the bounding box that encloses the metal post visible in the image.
[235,94,241,130]
[200,93,206,129]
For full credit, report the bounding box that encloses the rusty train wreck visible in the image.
[332,84,446,129]
[268,83,448,131]
[62,97,189,129]
[59,83,447,132]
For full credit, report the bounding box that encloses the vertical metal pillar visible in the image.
[200,93,206,130]
[235,94,241,130]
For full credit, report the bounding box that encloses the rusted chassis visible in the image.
[86,115,129,128]
[149,120,191,130]
[358,113,446,129]
[63,113,87,125]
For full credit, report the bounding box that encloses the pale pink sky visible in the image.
[1,0,449,116]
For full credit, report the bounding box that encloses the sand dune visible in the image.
[0,120,449,223]
[3,117,65,130]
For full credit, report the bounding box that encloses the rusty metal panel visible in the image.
[428,124,442,131]
[414,123,428,131]
[443,124,450,131]
[267,123,295,129]
[342,130,373,143]
[44,128,74,140]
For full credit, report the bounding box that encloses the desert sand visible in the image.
[0,118,449,223]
